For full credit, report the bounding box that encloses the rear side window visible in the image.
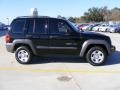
[12,19,25,33]
[28,18,47,34]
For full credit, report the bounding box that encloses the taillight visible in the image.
[6,34,11,43]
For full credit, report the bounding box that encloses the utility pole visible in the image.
[6,18,9,25]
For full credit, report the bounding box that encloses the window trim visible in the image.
[33,20,36,33]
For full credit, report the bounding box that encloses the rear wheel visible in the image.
[86,46,107,66]
[15,46,32,64]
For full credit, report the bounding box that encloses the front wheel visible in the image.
[86,46,107,66]
[15,46,32,64]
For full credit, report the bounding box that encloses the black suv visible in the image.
[6,16,115,66]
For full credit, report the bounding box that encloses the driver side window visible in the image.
[58,20,71,34]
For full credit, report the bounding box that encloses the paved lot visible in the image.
[0,31,120,90]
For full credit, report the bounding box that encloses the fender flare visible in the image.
[13,39,37,55]
[80,39,111,57]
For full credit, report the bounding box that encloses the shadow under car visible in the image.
[28,51,120,66]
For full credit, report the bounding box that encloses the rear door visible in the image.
[26,18,49,55]
[48,19,81,55]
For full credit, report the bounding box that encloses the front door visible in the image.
[48,19,81,55]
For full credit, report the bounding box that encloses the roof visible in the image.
[14,16,66,20]
[16,16,50,19]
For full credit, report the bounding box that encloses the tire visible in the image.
[86,46,107,66]
[15,46,32,64]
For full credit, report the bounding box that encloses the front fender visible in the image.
[80,39,111,57]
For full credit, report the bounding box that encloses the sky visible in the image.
[0,0,120,24]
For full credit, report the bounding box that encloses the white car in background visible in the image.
[92,24,108,32]
[92,25,100,31]
[98,24,109,32]
[108,25,120,33]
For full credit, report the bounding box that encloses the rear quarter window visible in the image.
[11,19,25,33]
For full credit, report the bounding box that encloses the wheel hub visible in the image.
[91,50,104,63]
[18,50,29,62]
[94,53,99,59]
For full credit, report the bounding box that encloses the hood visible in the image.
[81,31,110,40]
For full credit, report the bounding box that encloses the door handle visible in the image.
[49,36,58,39]
[26,35,33,38]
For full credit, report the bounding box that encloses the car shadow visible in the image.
[30,55,86,64]
[30,51,120,66]
[105,51,120,65]
[0,30,7,37]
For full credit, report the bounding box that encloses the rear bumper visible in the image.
[6,43,14,53]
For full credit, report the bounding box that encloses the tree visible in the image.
[68,6,120,23]
[100,6,111,21]
[68,17,76,23]
[83,7,105,22]
[110,8,120,21]
[82,6,113,22]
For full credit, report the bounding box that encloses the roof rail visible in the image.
[16,16,50,19]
